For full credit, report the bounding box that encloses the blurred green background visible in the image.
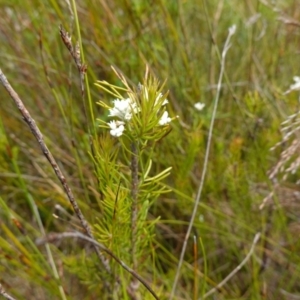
[1,0,300,299]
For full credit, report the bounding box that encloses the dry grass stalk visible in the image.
[269,112,300,181]
[0,69,112,285]
[260,112,300,209]
[0,284,17,300]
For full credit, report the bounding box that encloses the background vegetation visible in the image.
[1,0,300,299]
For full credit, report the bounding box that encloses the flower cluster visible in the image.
[106,91,172,138]
[109,98,139,121]
[107,120,125,137]
[194,102,205,111]
[107,98,138,137]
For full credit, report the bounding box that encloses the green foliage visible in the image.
[1,0,300,299]
[92,72,172,298]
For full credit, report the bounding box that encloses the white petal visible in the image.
[110,125,124,137]
[159,111,171,125]
[108,98,138,121]
[284,76,300,94]
[290,77,300,90]
[194,102,205,111]
[107,120,125,137]
[155,93,168,106]
[107,120,117,129]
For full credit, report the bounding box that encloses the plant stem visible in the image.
[130,142,140,297]
[169,24,236,299]
[131,142,139,271]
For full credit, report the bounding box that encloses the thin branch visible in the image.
[0,284,17,300]
[200,232,261,299]
[169,25,237,299]
[36,232,160,300]
[0,69,111,276]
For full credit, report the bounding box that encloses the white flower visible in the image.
[109,98,139,121]
[284,76,300,95]
[194,102,205,111]
[155,93,168,106]
[159,111,171,125]
[108,120,125,137]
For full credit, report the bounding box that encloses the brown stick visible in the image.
[0,69,111,276]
